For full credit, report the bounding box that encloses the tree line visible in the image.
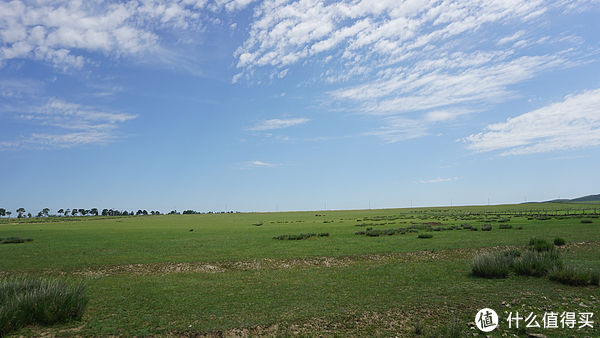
[0,208,162,218]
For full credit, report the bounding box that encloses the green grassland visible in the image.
[1,202,599,336]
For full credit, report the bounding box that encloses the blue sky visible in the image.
[1,0,600,213]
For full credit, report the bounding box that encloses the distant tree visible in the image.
[28,213,32,218]
[142,210,148,215]
[0,208,5,216]
[71,209,77,216]
[42,208,50,217]
[17,208,25,218]
[64,209,70,217]
[136,210,143,215]
[91,208,99,216]
[58,209,64,217]
[6,211,11,218]
[101,209,108,216]
[78,209,86,216]
[37,212,42,217]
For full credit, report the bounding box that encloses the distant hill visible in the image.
[569,194,600,202]
[537,194,600,203]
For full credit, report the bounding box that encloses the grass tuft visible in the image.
[548,266,600,286]
[528,238,554,252]
[513,249,562,277]
[472,252,511,278]
[417,233,433,239]
[0,276,87,335]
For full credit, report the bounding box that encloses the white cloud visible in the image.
[464,88,600,155]
[0,0,218,69]
[418,177,459,184]
[248,117,309,131]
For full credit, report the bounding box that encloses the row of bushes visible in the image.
[0,277,87,335]
[272,233,329,240]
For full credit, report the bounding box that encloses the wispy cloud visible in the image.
[0,98,136,150]
[240,160,280,169]
[418,177,459,184]
[248,118,309,131]
[464,88,600,155]
[231,0,594,143]
[365,117,428,143]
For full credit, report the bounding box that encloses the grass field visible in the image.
[1,202,599,336]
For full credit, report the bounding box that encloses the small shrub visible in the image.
[516,225,523,230]
[0,277,87,336]
[253,222,263,226]
[580,219,593,223]
[318,232,329,237]
[528,238,554,252]
[472,252,511,278]
[498,224,512,229]
[481,224,492,231]
[418,233,433,239]
[553,237,566,246]
[548,266,600,286]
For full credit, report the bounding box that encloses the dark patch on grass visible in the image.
[418,233,433,239]
[1,237,33,244]
[553,237,566,246]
